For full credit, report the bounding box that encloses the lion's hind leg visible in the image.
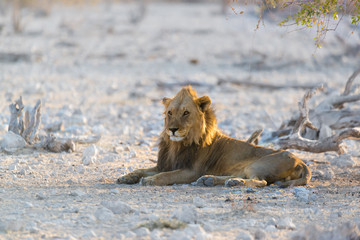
[225,178,267,188]
[195,175,235,186]
[195,175,267,188]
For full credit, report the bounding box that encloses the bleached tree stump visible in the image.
[5,96,100,153]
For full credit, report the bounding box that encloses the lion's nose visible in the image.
[169,128,179,135]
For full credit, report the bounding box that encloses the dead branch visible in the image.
[217,77,321,90]
[8,96,24,135]
[246,129,263,145]
[291,85,324,135]
[157,81,213,89]
[273,67,360,153]
[22,99,41,143]
[343,66,360,96]
[278,128,360,154]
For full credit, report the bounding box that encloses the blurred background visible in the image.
[0,0,359,140]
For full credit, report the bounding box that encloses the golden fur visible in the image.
[117,86,311,187]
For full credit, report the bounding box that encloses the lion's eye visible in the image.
[183,111,189,116]
[167,111,172,116]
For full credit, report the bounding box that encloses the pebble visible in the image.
[236,230,254,240]
[170,224,209,240]
[291,222,360,240]
[330,211,342,218]
[246,188,256,193]
[82,145,98,166]
[1,131,26,152]
[75,165,85,174]
[109,188,120,194]
[0,219,24,232]
[193,197,206,208]
[124,231,136,238]
[101,200,135,214]
[292,187,310,202]
[82,230,97,239]
[128,150,137,158]
[322,168,335,180]
[254,229,267,240]
[70,189,86,197]
[35,193,47,200]
[8,164,18,171]
[92,124,106,135]
[24,202,34,208]
[275,217,296,230]
[20,166,32,175]
[172,205,198,223]
[150,229,162,240]
[94,207,114,221]
[134,227,150,237]
[265,225,278,232]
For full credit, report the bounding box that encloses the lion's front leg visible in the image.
[117,167,158,184]
[141,169,198,186]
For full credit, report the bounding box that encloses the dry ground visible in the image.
[0,2,359,239]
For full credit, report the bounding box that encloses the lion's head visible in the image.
[161,86,217,146]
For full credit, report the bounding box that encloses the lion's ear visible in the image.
[197,96,211,112]
[162,97,171,106]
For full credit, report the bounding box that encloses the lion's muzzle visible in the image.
[167,128,185,141]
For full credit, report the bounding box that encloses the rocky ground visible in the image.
[0,2,359,240]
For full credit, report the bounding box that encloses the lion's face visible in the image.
[162,87,211,145]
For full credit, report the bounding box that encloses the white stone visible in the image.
[109,188,120,194]
[82,230,97,239]
[236,230,254,240]
[330,154,358,168]
[276,217,296,230]
[254,229,267,240]
[172,205,198,223]
[150,229,162,240]
[24,202,34,208]
[1,131,26,152]
[124,231,136,238]
[82,145,98,165]
[35,193,46,200]
[128,150,137,158]
[322,168,335,180]
[8,164,18,171]
[75,165,85,174]
[83,156,96,166]
[0,219,25,232]
[134,227,150,237]
[292,187,310,202]
[101,200,135,214]
[193,197,206,208]
[94,207,114,221]
[92,125,106,135]
[70,189,86,197]
[265,225,278,232]
[184,224,210,240]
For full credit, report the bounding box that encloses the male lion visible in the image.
[117,86,311,187]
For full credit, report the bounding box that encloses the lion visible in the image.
[117,86,311,187]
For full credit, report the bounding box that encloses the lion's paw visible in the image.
[140,176,156,186]
[225,178,246,187]
[117,174,141,184]
[195,175,215,187]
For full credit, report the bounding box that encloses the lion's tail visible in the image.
[277,161,311,188]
